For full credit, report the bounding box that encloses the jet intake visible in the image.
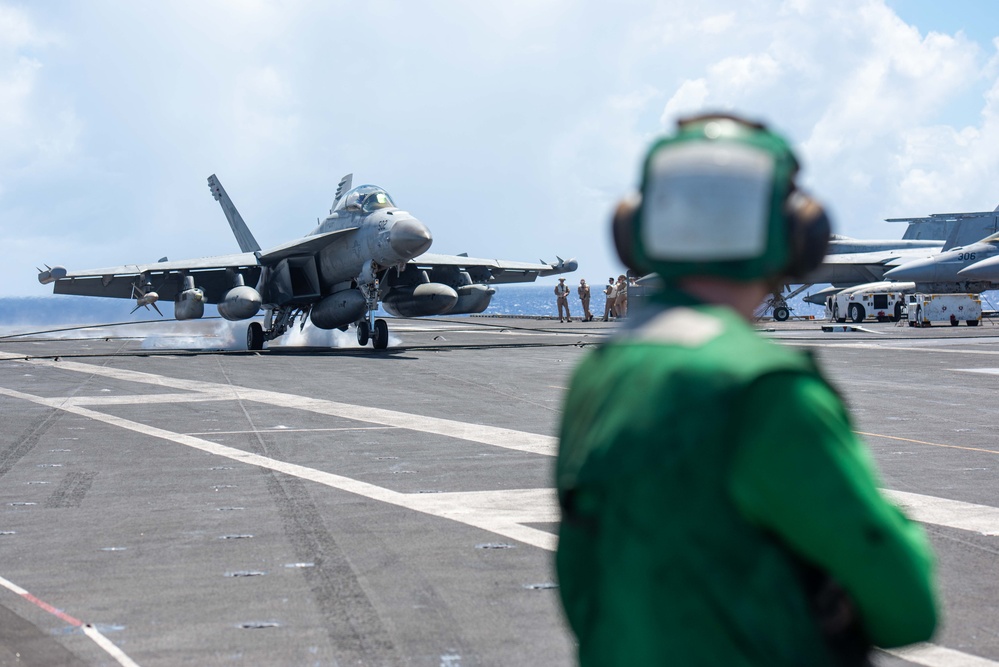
[310,289,366,330]
[381,283,458,317]
[218,286,262,321]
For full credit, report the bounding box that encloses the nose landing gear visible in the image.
[355,318,389,349]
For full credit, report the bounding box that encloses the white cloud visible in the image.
[6,0,999,297]
[0,6,77,169]
[231,66,301,159]
[661,79,710,127]
[709,53,781,93]
[700,12,736,35]
[616,0,994,237]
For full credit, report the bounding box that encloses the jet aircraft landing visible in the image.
[39,173,577,350]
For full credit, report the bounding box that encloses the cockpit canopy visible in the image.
[336,185,396,213]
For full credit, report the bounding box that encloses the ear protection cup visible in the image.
[783,189,831,279]
[612,194,652,276]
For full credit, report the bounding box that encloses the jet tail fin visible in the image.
[207,174,262,253]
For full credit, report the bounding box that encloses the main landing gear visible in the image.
[356,318,389,349]
[247,322,265,351]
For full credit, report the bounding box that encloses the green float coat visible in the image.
[556,294,937,666]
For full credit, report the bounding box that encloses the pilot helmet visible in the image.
[613,113,831,284]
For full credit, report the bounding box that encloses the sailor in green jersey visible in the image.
[556,114,938,666]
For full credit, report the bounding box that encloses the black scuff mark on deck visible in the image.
[44,471,98,508]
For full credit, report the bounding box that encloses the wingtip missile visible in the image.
[37,265,67,285]
[555,257,579,272]
[539,256,579,276]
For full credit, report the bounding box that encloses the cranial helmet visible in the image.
[613,113,831,283]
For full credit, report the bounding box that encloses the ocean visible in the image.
[0,283,828,335]
[0,284,823,330]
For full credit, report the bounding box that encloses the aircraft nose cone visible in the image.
[959,255,999,280]
[884,258,935,282]
[390,217,433,258]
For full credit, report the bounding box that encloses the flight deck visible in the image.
[2,316,999,666]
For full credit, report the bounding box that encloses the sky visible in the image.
[2,0,999,297]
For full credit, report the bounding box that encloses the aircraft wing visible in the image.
[48,228,361,305]
[50,253,261,304]
[408,252,577,284]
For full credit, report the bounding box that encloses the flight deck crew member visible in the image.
[613,274,628,318]
[602,278,616,321]
[578,279,593,322]
[556,113,937,667]
[555,277,572,322]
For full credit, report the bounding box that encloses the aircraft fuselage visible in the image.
[309,207,431,290]
[884,240,999,285]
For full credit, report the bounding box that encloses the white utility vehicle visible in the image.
[906,293,981,327]
[827,291,905,323]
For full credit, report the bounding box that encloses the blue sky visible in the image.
[2,0,999,297]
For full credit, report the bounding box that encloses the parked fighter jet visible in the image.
[39,174,577,350]
[772,205,999,314]
[882,231,999,292]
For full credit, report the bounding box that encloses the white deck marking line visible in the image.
[48,393,233,406]
[787,342,999,355]
[883,642,999,666]
[0,574,141,667]
[82,625,142,667]
[883,490,999,536]
[185,427,394,436]
[0,385,556,550]
[0,353,556,456]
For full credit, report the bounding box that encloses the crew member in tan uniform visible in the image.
[555,277,572,322]
[578,279,593,322]
[614,274,629,318]
[602,277,617,321]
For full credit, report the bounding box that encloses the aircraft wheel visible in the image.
[773,306,790,322]
[247,322,264,351]
[968,319,980,326]
[356,320,370,346]
[848,304,865,323]
[372,318,389,350]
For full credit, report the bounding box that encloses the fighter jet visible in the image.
[882,231,999,292]
[39,174,577,350]
[774,205,999,313]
